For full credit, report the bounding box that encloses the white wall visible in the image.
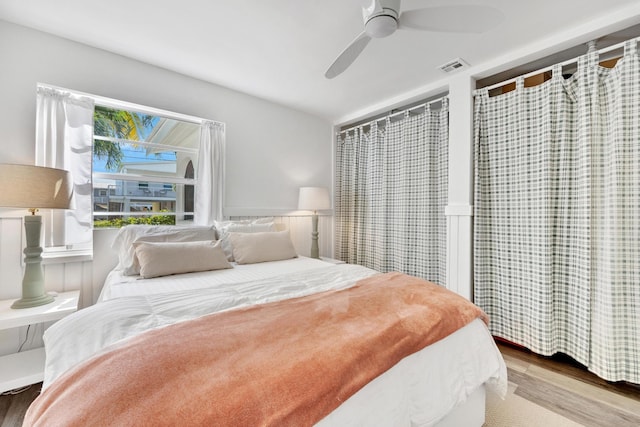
[0,20,333,209]
[0,20,334,312]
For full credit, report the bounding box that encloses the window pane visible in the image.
[94,106,200,145]
[93,180,195,228]
[93,106,200,228]
[93,106,199,175]
[94,141,181,181]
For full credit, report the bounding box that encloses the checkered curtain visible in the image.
[335,99,448,286]
[474,40,640,383]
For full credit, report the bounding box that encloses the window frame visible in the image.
[91,102,203,227]
[35,83,222,261]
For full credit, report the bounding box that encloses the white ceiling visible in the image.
[1,0,640,124]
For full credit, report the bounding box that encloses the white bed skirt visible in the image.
[437,386,486,427]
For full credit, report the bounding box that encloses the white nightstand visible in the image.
[0,291,79,393]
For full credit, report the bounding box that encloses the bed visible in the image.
[24,222,507,426]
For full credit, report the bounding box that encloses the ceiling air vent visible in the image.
[438,58,468,73]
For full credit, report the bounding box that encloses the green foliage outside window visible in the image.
[94,213,175,228]
[94,106,154,171]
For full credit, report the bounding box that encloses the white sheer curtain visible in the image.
[195,121,225,225]
[35,86,94,247]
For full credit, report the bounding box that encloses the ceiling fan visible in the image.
[325,0,504,79]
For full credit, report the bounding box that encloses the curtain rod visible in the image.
[338,94,448,135]
[478,35,640,93]
[37,83,224,128]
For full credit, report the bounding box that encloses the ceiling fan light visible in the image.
[365,15,398,38]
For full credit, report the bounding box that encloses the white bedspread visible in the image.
[98,256,335,302]
[44,263,507,426]
[45,263,376,389]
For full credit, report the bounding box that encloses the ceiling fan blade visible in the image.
[325,32,372,79]
[399,5,504,33]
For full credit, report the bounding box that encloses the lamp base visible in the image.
[12,214,54,309]
[310,213,320,259]
[11,293,55,309]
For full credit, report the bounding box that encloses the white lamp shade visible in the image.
[0,164,73,210]
[298,187,330,211]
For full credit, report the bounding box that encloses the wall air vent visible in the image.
[438,58,469,73]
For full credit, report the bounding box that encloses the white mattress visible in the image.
[98,256,335,302]
[46,262,507,426]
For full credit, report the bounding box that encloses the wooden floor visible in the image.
[496,340,640,427]
[0,385,40,427]
[2,341,639,426]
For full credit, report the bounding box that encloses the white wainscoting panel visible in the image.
[0,216,91,357]
[43,261,93,309]
[92,228,119,305]
[0,216,24,299]
[0,217,91,305]
[0,217,24,301]
[445,205,474,301]
[228,215,334,259]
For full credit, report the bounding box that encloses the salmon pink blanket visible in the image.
[25,272,487,427]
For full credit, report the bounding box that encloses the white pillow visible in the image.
[214,218,275,261]
[133,240,231,279]
[228,230,297,264]
[111,225,216,276]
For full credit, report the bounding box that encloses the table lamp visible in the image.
[0,164,73,308]
[298,187,330,259]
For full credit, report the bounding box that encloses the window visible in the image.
[35,84,223,260]
[92,105,201,228]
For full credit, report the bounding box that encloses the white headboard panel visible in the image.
[228,215,333,260]
[92,228,120,304]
